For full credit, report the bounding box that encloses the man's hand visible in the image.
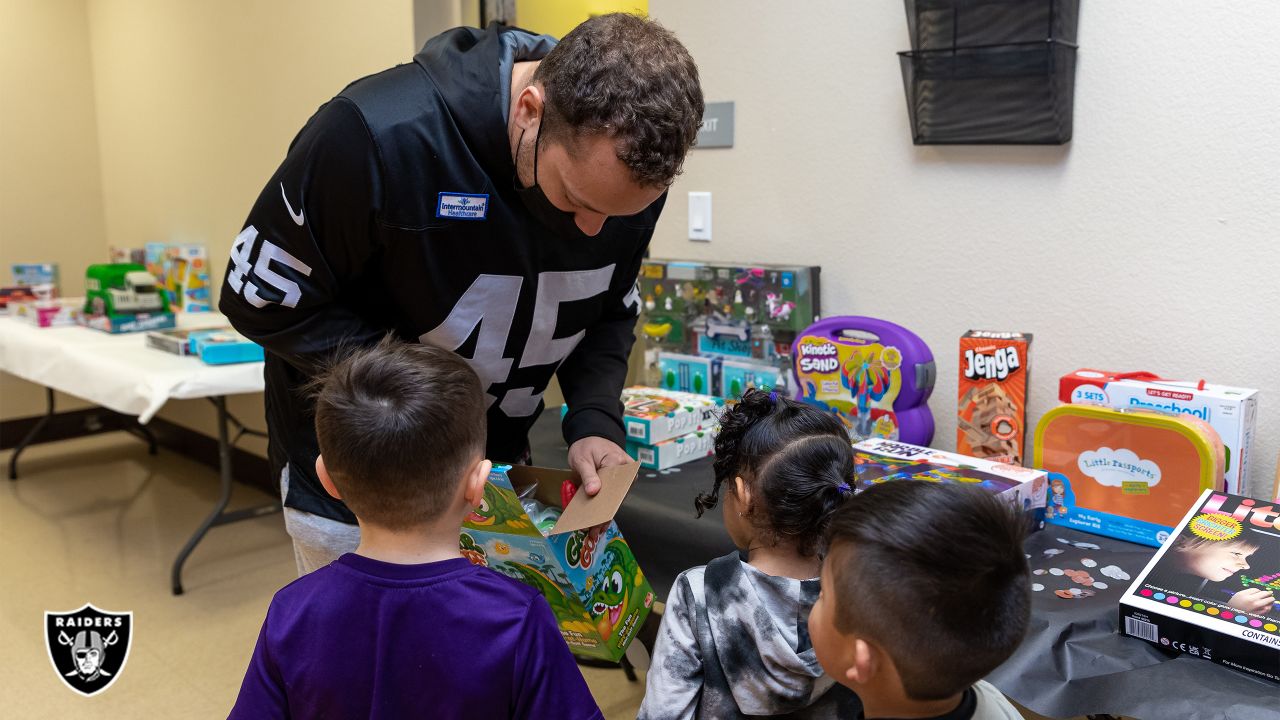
[568,437,632,496]
[1226,588,1276,615]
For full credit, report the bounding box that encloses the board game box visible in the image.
[957,330,1031,465]
[853,438,1047,530]
[621,386,721,445]
[627,427,717,471]
[1120,489,1279,682]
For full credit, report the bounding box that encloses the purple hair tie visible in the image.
[769,391,778,403]
[837,481,851,494]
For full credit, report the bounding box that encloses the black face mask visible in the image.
[514,124,592,240]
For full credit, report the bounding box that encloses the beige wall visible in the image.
[0,0,106,419]
[647,0,1280,498]
[1,1,415,448]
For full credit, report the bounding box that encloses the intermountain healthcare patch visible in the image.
[45,604,133,697]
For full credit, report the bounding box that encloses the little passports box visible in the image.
[1120,489,1280,683]
[459,462,654,662]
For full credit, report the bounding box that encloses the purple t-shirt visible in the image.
[229,554,603,719]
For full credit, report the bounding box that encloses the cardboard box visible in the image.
[11,263,58,289]
[853,438,1048,530]
[720,359,783,399]
[1120,489,1280,683]
[146,328,197,355]
[1061,370,1258,495]
[82,311,176,334]
[189,328,264,364]
[656,352,715,396]
[957,331,1031,465]
[459,462,655,662]
[12,300,80,328]
[622,386,720,445]
[628,427,717,470]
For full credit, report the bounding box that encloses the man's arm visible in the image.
[220,98,387,373]
[556,233,648,493]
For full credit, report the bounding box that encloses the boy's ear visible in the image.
[845,637,879,686]
[315,455,342,500]
[463,457,493,507]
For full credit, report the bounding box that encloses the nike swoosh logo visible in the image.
[280,183,304,226]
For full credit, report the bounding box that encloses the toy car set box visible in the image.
[792,316,936,445]
[1119,489,1280,683]
[1061,369,1258,496]
[852,438,1048,529]
[957,331,1031,465]
[637,259,821,399]
[81,263,175,333]
[1034,405,1225,547]
[621,386,721,445]
[459,462,654,662]
[627,427,717,471]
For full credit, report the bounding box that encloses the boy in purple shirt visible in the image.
[230,339,603,719]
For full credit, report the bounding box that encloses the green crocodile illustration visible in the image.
[587,538,643,642]
[464,481,536,535]
[496,561,581,619]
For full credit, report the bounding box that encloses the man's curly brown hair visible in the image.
[533,13,704,189]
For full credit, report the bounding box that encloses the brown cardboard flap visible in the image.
[552,460,642,535]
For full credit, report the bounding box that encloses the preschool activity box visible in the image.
[792,316,936,445]
[1034,405,1225,547]
[1120,489,1280,683]
[459,462,654,662]
[1060,369,1258,496]
[852,438,1048,529]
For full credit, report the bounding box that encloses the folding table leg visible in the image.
[9,387,54,480]
[170,395,280,595]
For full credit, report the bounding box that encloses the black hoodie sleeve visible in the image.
[219,98,386,373]
[557,229,650,449]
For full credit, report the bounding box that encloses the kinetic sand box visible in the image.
[459,463,654,662]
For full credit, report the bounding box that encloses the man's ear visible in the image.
[463,457,493,508]
[845,637,879,686]
[315,455,341,500]
[512,83,545,133]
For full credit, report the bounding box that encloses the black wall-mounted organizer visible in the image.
[898,0,1080,145]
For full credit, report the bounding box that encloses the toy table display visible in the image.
[637,260,820,398]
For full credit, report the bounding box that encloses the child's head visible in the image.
[695,388,854,558]
[310,338,489,531]
[1169,532,1259,582]
[812,481,1030,703]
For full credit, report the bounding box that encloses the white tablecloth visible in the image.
[0,308,265,423]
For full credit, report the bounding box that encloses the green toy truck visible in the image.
[83,263,175,333]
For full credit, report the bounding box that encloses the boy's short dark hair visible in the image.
[533,12,704,188]
[825,481,1031,700]
[311,337,486,530]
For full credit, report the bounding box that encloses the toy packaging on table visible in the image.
[112,243,213,312]
[1060,369,1258,496]
[1035,405,1225,547]
[852,438,1048,530]
[459,462,654,662]
[957,330,1031,465]
[627,427,717,471]
[81,263,175,333]
[637,259,820,399]
[188,328,264,365]
[792,316,936,445]
[621,386,721,445]
[1119,489,1280,683]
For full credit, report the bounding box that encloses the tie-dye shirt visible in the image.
[639,552,861,719]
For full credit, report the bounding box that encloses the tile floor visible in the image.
[0,434,646,718]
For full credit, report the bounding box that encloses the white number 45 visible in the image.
[228,225,313,309]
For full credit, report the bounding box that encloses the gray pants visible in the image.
[280,466,360,576]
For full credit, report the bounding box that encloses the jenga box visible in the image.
[958,331,1032,465]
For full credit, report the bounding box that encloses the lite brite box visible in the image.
[622,386,721,445]
[957,331,1031,465]
[1035,405,1225,547]
[853,438,1048,529]
[1061,369,1258,496]
[627,427,717,471]
[1120,489,1280,683]
[459,462,654,662]
[792,316,936,445]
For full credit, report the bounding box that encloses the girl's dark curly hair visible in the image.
[696,388,855,557]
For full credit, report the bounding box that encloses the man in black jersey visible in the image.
[220,14,703,573]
